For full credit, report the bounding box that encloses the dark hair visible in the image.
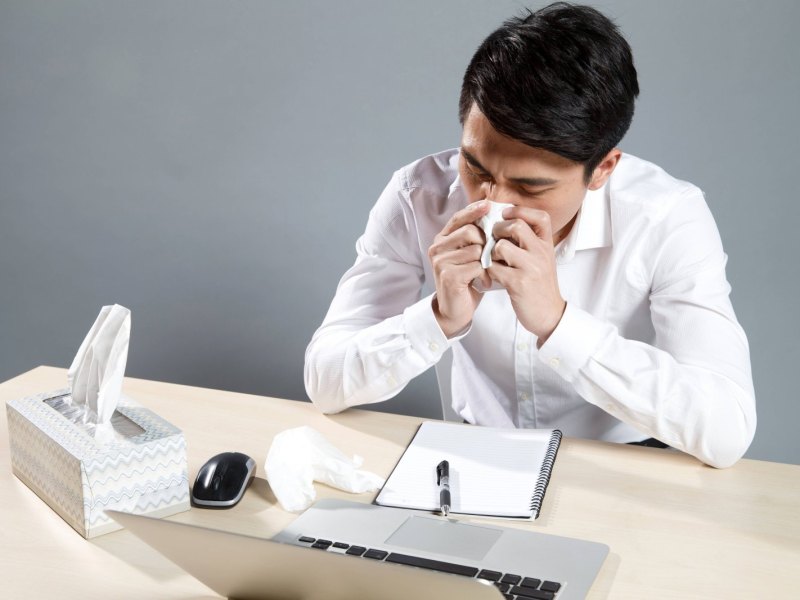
[459,2,639,180]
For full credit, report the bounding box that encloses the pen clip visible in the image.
[436,460,448,485]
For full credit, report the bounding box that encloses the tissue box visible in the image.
[6,388,190,538]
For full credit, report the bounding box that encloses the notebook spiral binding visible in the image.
[529,429,563,518]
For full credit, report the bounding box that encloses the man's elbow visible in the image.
[304,364,348,415]
[697,395,757,469]
[305,377,347,415]
[311,395,348,415]
[701,433,753,469]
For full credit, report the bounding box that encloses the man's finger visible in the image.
[492,218,537,250]
[429,225,485,267]
[440,200,491,237]
[491,238,525,268]
[470,269,496,293]
[500,205,554,243]
[432,245,483,269]
[486,261,514,288]
[438,261,489,290]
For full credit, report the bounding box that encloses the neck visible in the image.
[553,212,579,246]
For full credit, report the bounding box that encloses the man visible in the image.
[304,3,756,468]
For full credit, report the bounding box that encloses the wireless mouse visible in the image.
[191,451,256,508]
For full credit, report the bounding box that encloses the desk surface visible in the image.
[1,366,798,599]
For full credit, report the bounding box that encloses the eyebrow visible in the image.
[461,148,559,187]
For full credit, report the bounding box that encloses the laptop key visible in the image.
[298,536,315,543]
[540,581,561,593]
[345,546,366,556]
[385,553,480,577]
[477,569,502,581]
[520,577,542,588]
[363,549,389,560]
[509,586,554,600]
[501,574,522,585]
[494,582,511,593]
[332,542,350,549]
[311,541,331,549]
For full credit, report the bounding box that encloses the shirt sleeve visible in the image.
[304,172,456,413]
[538,189,756,468]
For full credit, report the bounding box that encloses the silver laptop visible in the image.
[109,499,607,600]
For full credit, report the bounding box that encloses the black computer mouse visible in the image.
[191,452,256,508]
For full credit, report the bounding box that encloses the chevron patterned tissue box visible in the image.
[6,388,190,538]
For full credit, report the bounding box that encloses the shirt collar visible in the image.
[556,182,612,263]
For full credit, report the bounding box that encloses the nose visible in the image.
[481,180,513,204]
[480,180,496,201]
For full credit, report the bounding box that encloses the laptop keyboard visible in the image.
[296,535,563,600]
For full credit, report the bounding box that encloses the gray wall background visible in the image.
[1,1,797,464]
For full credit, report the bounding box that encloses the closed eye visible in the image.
[461,149,494,181]
[466,165,492,182]
[518,186,553,197]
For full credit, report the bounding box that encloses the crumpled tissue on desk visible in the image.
[264,426,385,512]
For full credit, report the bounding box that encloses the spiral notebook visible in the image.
[375,421,562,519]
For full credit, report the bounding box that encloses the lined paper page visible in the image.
[376,422,555,518]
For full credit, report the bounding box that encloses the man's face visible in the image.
[458,104,603,244]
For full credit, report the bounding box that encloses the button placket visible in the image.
[514,323,536,427]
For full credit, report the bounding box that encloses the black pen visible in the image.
[436,460,451,517]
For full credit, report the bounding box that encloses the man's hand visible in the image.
[487,205,567,345]
[428,201,492,337]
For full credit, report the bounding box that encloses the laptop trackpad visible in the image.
[385,516,502,562]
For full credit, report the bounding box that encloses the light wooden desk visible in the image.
[1,366,798,599]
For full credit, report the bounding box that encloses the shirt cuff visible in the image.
[403,293,467,363]
[537,303,614,383]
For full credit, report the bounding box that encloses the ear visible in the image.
[587,149,622,190]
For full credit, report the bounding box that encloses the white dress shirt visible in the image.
[304,149,756,468]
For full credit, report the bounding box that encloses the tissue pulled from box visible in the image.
[477,201,515,269]
[264,426,385,512]
[66,304,131,436]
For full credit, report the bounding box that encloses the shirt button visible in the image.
[520,392,529,401]
[549,357,560,368]
[428,341,440,352]
[516,342,528,352]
